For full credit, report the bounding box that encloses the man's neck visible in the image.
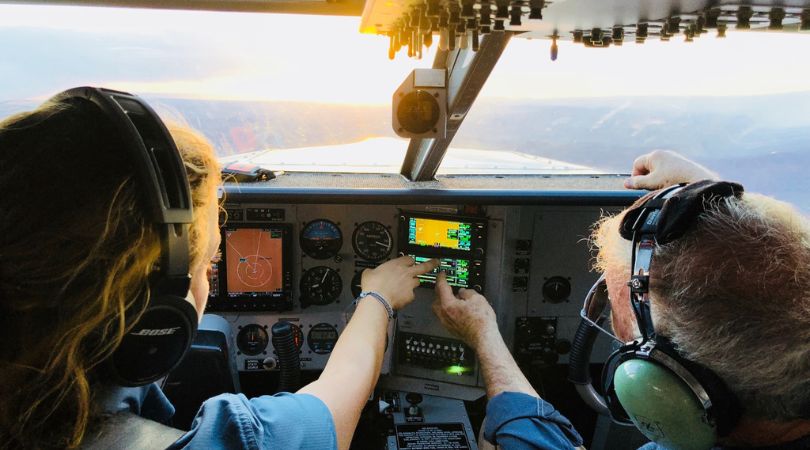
[721,418,810,447]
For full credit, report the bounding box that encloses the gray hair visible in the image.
[646,193,810,420]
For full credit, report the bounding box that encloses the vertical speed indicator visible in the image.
[352,221,393,262]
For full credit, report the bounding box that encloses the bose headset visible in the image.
[602,180,745,450]
[50,87,198,387]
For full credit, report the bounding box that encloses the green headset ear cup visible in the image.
[614,359,716,450]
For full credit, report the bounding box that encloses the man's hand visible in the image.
[432,272,498,348]
[361,256,438,310]
[625,150,719,190]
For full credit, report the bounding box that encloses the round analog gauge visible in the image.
[350,270,364,298]
[352,221,393,262]
[300,266,342,306]
[542,276,571,303]
[236,324,268,356]
[300,219,343,259]
[307,323,339,354]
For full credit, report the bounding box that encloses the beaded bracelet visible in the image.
[354,291,396,320]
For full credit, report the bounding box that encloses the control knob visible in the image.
[405,392,424,418]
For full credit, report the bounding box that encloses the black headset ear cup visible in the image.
[109,295,198,386]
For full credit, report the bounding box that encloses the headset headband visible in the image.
[619,180,744,342]
[620,180,744,244]
[51,87,193,282]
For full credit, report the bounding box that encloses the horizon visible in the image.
[5,89,810,110]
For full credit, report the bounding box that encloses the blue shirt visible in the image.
[484,392,584,450]
[98,383,337,450]
[484,392,810,450]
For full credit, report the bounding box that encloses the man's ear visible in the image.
[605,267,637,342]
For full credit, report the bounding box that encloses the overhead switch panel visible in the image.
[361,0,810,59]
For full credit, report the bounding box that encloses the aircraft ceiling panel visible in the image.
[361,0,810,56]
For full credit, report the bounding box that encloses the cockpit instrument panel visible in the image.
[207,177,633,399]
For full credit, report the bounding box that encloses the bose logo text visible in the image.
[131,327,181,336]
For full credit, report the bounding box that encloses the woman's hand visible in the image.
[625,150,719,190]
[431,272,499,348]
[360,256,439,310]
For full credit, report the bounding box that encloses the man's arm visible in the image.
[625,150,719,190]
[431,278,536,399]
[432,273,583,449]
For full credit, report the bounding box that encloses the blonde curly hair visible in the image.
[0,99,220,448]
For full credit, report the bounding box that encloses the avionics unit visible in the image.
[207,224,293,312]
[398,212,486,292]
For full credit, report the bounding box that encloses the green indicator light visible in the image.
[446,365,469,375]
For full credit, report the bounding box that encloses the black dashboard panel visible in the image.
[210,173,641,399]
[222,173,638,204]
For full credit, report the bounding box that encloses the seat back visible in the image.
[162,314,240,429]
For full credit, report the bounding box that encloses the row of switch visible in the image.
[404,341,467,362]
[398,333,475,371]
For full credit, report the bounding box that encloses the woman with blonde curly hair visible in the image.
[0,88,436,449]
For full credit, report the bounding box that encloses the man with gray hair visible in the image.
[432,150,810,449]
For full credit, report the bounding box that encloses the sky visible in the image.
[1,4,810,104]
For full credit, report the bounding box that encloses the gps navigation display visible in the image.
[399,212,487,293]
[411,255,471,289]
[206,224,293,312]
[408,217,472,251]
[225,227,285,296]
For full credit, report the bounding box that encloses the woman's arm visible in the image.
[297,298,387,450]
[298,256,438,450]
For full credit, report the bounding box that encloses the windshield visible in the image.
[2,4,810,210]
[453,34,810,209]
[0,5,431,158]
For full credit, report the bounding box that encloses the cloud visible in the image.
[0,26,241,100]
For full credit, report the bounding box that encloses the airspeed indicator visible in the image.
[352,221,393,262]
